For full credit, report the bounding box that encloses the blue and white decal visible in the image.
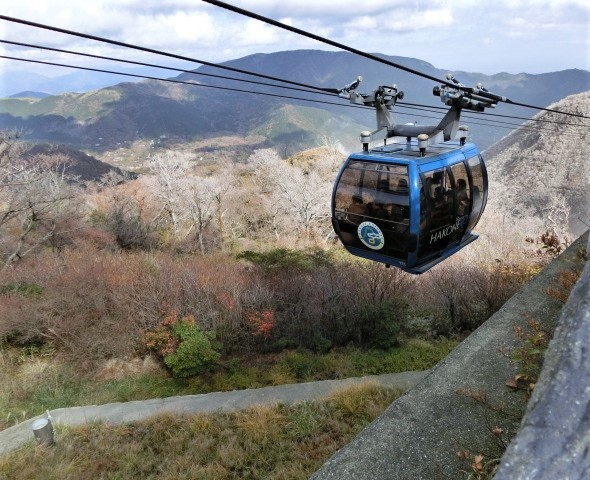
[358,221,385,250]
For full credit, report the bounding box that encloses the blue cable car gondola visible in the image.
[331,75,498,273]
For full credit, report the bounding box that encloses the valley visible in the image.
[0,46,588,480]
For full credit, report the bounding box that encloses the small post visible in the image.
[31,411,55,446]
[360,130,371,152]
[458,125,469,145]
[418,134,429,157]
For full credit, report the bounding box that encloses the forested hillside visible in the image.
[486,91,590,236]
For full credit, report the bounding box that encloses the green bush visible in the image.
[279,350,318,379]
[163,318,221,378]
[145,313,221,378]
[309,333,333,354]
[358,301,402,349]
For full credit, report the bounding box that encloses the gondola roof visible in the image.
[350,139,479,163]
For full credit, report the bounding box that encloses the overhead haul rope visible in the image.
[0,14,339,96]
[3,12,589,120]
[202,0,590,120]
[0,39,338,98]
[2,55,585,138]
[2,39,587,133]
[0,55,367,110]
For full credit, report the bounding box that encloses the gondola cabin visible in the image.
[331,139,488,273]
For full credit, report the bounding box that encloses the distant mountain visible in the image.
[0,67,166,97]
[0,70,53,97]
[485,91,590,236]
[1,50,589,156]
[7,91,52,99]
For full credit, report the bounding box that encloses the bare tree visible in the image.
[185,178,215,254]
[0,132,80,269]
[210,172,232,247]
[99,169,132,188]
[147,151,195,239]
[230,148,289,241]
[274,166,331,237]
[245,148,331,239]
[248,148,283,193]
[544,191,571,238]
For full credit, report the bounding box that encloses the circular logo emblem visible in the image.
[358,221,385,250]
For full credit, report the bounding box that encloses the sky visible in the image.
[1,0,589,79]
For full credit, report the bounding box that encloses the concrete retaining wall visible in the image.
[312,231,589,479]
[495,232,590,479]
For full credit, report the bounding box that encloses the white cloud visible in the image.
[225,0,396,17]
[0,0,587,75]
[498,0,589,9]
[278,17,294,27]
[236,18,282,47]
[352,16,379,30]
[421,8,454,28]
[128,12,218,47]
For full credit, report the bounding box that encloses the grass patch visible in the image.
[0,338,456,431]
[346,338,458,375]
[236,247,335,273]
[0,282,43,297]
[0,382,402,480]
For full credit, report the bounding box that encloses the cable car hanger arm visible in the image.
[336,74,500,148]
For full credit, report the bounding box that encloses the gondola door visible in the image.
[449,161,471,240]
[417,162,471,263]
[465,154,488,232]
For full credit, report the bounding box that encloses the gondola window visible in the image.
[333,161,410,261]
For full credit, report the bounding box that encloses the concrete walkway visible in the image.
[0,370,426,456]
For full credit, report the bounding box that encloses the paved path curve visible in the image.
[0,370,427,456]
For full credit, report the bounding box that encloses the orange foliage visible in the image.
[247,310,275,338]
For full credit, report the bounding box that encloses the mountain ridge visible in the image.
[1,49,588,156]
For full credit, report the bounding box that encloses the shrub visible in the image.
[353,301,402,349]
[102,199,157,251]
[546,268,581,304]
[423,262,535,337]
[537,230,569,257]
[308,332,333,354]
[279,350,319,380]
[146,312,220,378]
